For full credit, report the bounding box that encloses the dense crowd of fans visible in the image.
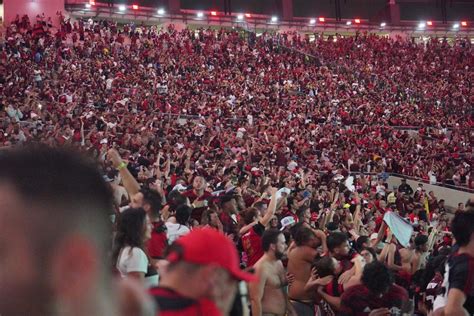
[0,14,473,316]
[1,15,472,187]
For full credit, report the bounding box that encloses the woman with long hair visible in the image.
[113,207,158,287]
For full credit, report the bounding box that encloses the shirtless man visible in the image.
[287,226,319,315]
[379,233,413,288]
[412,234,429,273]
[250,229,296,316]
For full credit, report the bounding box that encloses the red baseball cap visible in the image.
[166,228,257,282]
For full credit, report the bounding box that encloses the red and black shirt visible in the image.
[241,222,265,267]
[447,253,474,314]
[147,221,168,259]
[150,287,222,316]
[340,284,408,316]
[183,190,212,223]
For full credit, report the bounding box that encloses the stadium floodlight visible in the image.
[418,22,426,29]
[309,19,316,25]
[157,8,165,15]
[85,3,91,9]
[237,14,244,21]
[346,21,352,26]
[271,16,278,23]
[118,5,126,12]
[453,23,460,29]
[197,12,204,18]
[380,22,386,27]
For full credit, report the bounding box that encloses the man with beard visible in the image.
[249,229,297,316]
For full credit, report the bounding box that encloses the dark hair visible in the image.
[141,188,162,218]
[175,204,192,226]
[414,234,428,249]
[312,255,335,277]
[112,208,147,264]
[262,229,282,252]
[289,222,305,240]
[0,145,113,211]
[220,194,236,206]
[253,201,266,211]
[327,232,348,253]
[355,236,370,252]
[294,227,315,247]
[361,261,394,295]
[326,221,339,232]
[451,211,474,246]
[0,145,113,254]
[243,208,258,225]
[361,247,377,260]
[167,190,188,213]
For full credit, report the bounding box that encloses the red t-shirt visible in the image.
[241,222,265,267]
[325,277,345,297]
[147,221,168,259]
[340,284,408,315]
[150,287,222,316]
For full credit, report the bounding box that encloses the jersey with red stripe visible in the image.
[150,287,222,316]
[447,253,474,313]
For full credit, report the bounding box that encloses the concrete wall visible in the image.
[387,176,472,210]
[3,0,65,26]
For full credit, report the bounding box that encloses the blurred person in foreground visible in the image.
[150,227,257,315]
[0,145,119,315]
[433,210,474,316]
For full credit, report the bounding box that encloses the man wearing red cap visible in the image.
[150,228,257,316]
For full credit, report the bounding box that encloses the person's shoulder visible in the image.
[182,189,193,197]
[341,284,366,303]
[128,247,147,258]
[342,283,366,296]
[254,257,269,272]
[202,191,213,198]
[179,225,191,233]
[450,253,474,265]
[448,253,473,275]
[388,284,409,300]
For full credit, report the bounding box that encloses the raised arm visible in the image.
[108,148,140,196]
[260,187,278,227]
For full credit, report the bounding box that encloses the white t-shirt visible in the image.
[165,222,190,243]
[106,78,114,90]
[116,246,158,288]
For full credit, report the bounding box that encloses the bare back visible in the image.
[288,245,317,301]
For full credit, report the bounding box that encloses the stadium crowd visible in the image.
[0,14,473,316]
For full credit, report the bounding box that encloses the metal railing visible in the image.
[63,1,474,35]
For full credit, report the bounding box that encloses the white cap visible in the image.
[172,183,188,192]
[280,216,296,231]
